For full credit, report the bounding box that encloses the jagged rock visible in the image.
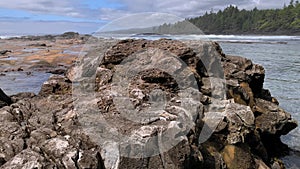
[96,67,113,89]
[39,75,72,96]
[222,144,254,169]
[0,149,44,169]
[0,115,25,164]
[10,92,36,103]
[225,103,255,144]
[0,38,297,168]
[255,98,297,135]
[223,55,265,94]
[62,150,77,169]
[0,50,11,55]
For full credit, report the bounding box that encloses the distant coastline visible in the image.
[156,2,300,36]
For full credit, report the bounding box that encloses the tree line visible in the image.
[155,0,300,35]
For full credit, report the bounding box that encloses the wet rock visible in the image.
[0,88,12,108]
[222,144,254,169]
[255,98,297,135]
[17,67,24,71]
[39,75,72,96]
[254,158,270,169]
[29,60,54,71]
[46,68,67,75]
[0,50,11,55]
[28,43,47,47]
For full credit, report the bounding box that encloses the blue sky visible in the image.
[0,0,291,35]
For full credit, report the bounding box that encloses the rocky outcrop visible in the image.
[8,32,90,41]
[0,39,297,169]
[38,75,72,96]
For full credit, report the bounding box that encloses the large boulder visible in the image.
[72,39,297,168]
[0,38,297,168]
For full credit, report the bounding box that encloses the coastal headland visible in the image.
[0,33,298,169]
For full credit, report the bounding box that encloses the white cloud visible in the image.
[0,20,102,35]
[252,0,261,5]
[99,13,184,31]
[0,0,290,34]
[108,0,288,18]
[0,0,87,17]
[0,0,289,21]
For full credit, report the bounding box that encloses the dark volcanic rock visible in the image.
[46,68,67,75]
[28,43,47,47]
[0,50,11,55]
[0,88,12,108]
[0,39,297,169]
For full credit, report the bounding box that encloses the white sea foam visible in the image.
[0,35,22,39]
[188,34,300,41]
[95,33,300,42]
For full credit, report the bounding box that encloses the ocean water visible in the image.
[219,38,300,169]
[0,72,51,95]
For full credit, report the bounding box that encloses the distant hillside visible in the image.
[157,1,300,35]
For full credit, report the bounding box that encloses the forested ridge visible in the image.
[157,0,300,35]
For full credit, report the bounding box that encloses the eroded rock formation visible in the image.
[0,39,297,169]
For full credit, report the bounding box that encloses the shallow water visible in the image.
[0,71,51,95]
[220,40,300,169]
[0,56,18,61]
